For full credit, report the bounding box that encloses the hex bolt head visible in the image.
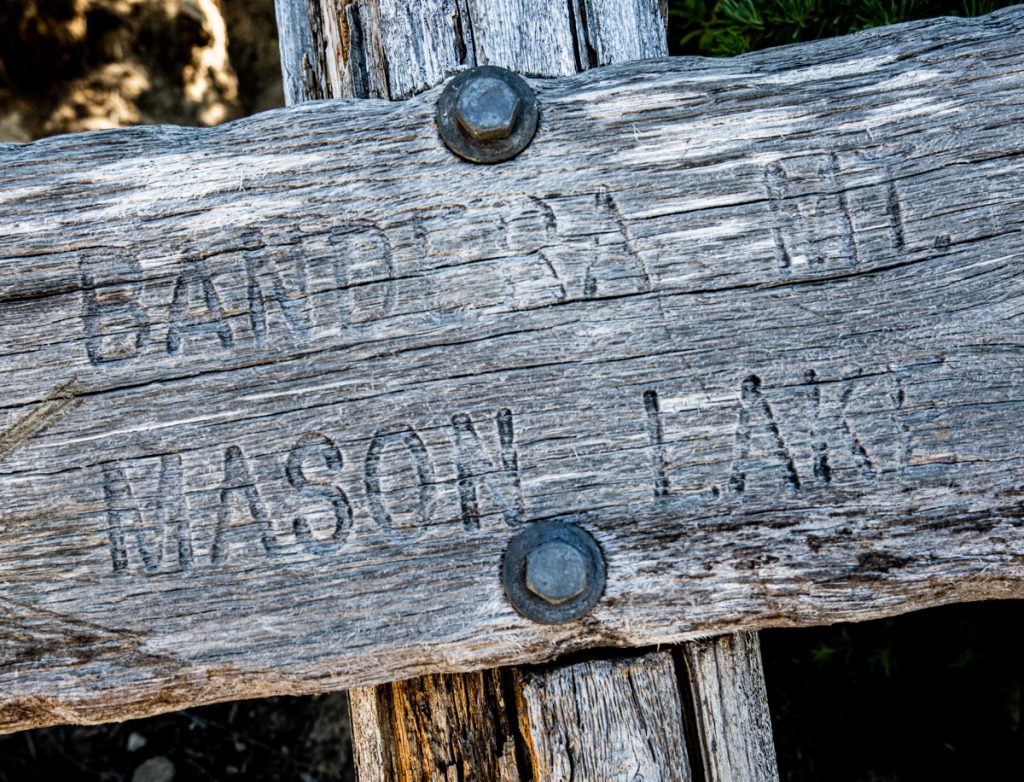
[502,522,606,624]
[455,76,521,143]
[436,66,539,164]
[525,540,588,605]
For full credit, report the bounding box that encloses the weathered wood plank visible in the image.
[350,652,695,781]
[274,0,317,105]
[681,633,779,782]
[280,0,668,101]
[516,653,695,781]
[1,8,1024,731]
[350,671,525,781]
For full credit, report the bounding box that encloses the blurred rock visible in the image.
[0,0,283,141]
[132,755,175,782]
[127,731,148,752]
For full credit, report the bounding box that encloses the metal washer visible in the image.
[436,66,539,164]
[502,521,606,624]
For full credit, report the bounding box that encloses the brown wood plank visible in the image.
[0,8,1023,730]
[349,671,525,781]
[350,652,696,781]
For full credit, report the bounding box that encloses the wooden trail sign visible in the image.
[0,7,1023,733]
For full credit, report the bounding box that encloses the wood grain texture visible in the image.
[352,671,525,781]
[274,0,317,105]
[1,8,1023,731]
[350,652,695,781]
[681,634,779,782]
[325,4,691,780]
[516,653,695,782]
[273,0,668,101]
[349,689,389,782]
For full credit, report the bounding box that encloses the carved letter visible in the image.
[243,230,309,343]
[767,152,907,275]
[102,454,192,574]
[765,153,856,272]
[166,256,233,355]
[643,389,670,498]
[499,197,567,307]
[590,190,651,296]
[79,251,150,364]
[287,432,353,555]
[451,409,524,529]
[728,375,801,496]
[212,445,278,563]
[328,222,396,327]
[884,175,906,254]
[364,425,435,537]
[807,369,876,484]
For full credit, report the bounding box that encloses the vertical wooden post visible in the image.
[681,633,779,781]
[273,2,780,779]
[274,0,669,103]
[348,654,697,780]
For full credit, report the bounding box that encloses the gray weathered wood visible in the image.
[349,652,695,781]
[517,653,695,781]
[1,7,1023,731]
[276,0,668,102]
[274,0,318,105]
[306,4,704,780]
[682,633,779,782]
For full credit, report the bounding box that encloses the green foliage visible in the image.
[801,614,990,684]
[667,0,1019,56]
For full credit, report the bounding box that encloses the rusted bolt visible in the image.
[502,522,606,624]
[455,76,521,142]
[525,540,588,605]
[436,66,539,164]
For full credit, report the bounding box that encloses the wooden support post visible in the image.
[349,653,697,781]
[275,0,670,103]
[348,645,780,780]
[274,2,779,779]
[682,633,779,782]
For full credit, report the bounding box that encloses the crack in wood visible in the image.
[0,380,79,463]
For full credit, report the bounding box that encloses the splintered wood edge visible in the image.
[350,651,701,781]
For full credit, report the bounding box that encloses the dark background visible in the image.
[2,1,1023,780]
